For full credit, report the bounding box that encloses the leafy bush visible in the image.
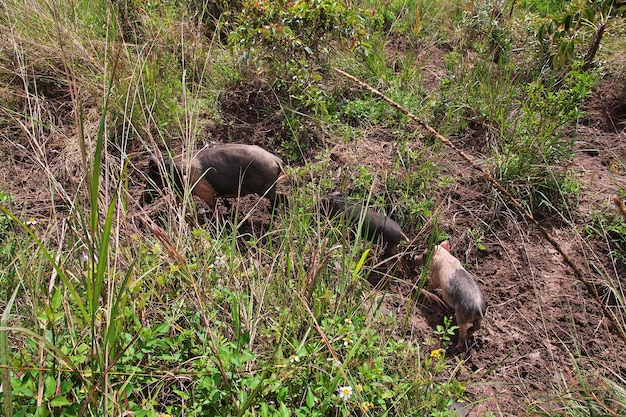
[228,0,366,109]
[534,0,624,69]
[494,67,596,216]
[435,51,597,217]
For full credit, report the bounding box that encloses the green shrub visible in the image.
[228,0,366,111]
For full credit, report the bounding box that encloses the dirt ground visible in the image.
[2,67,626,415]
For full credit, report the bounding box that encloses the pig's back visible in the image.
[198,144,283,196]
[444,268,487,324]
[362,208,405,246]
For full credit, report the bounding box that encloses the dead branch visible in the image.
[583,22,606,72]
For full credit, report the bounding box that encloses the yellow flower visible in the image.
[430,348,445,359]
[361,401,374,411]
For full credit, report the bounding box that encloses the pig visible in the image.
[141,143,285,210]
[422,240,487,349]
[323,191,408,257]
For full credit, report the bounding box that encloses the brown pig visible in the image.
[323,191,408,257]
[141,143,285,209]
[424,240,487,349]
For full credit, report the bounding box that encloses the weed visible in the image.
[0,192,16,269]
[434,315,459,350]
[587,208,626,263]
[464,0,513,64]
[469,229,487,251]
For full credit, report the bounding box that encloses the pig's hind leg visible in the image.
[455,322,471,350]
[192,180,218,209]
[420,289,447,308]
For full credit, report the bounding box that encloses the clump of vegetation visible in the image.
[434,46,597,217]
[534,0,625,70]
[228,0,366,113]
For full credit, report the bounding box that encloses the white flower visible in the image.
[327,357,341,367]
[344,318,352,325]
[26,217,38,226]
[289,354,299,363]
[343,336,354,346]
[338,385,353,401]
[214,254,227,267]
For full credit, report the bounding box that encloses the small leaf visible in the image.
[306,387,316,408]
[279,402,291,417]
[51,289,63,310]
[352,249,371,280]
[50,396,71,407]
[477,242,486,251]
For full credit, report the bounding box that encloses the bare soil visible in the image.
[2,69,625,416]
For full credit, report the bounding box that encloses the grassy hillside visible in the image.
[1,0,626,416]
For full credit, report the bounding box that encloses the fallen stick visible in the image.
[334,67,626,344]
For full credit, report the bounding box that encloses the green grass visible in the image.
[1,0,625,416]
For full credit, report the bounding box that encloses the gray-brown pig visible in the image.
[141,143,285,209]
[424,240,487,349]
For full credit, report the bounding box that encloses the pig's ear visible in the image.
[440,240,450,252]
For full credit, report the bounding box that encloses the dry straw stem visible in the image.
[334,67,626,345]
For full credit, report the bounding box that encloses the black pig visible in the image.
[324,191,407,257]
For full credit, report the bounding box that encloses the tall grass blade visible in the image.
[0,282,20,417]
